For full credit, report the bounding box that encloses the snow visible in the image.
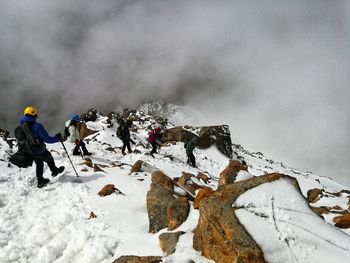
[0,111,349,262]
[234,178,350,263]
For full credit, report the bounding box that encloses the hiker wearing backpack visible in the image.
[65,114,92,156]
[185,136,198,168]
[147,127,162,155]
[119,119,135,155]
[19,106,65,188]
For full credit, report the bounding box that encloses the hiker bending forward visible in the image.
[186,136,198,168]
[20,106,64,188]
[65,114,91,156]
[148,127,162,155]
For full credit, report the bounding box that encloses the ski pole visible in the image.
[60,139,79,177]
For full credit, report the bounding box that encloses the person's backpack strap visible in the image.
[20,123,37,146]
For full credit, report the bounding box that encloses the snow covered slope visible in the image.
[0,108,349,263]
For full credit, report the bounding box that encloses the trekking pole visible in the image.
[60,139,79,177]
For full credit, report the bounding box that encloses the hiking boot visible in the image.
[122,152,126,155]
[37,178,50,188]
[83,152,92,156]
[52,166,65,177]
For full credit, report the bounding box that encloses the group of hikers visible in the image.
[12,106,199,188]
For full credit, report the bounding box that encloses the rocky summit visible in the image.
[0,103,349,263]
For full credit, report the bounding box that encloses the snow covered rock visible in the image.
[218,160,248,187]
[333,214,350,229]
[193,173,284,263]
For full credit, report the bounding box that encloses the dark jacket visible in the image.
[186,137,198,156]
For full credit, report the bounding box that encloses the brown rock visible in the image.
[193,173,285,263]
[112,256,162,263]
[197,172,210,183]
[98,184,117,196]
[81,158,93,168]
[162,125,234,158]
[333,214,350,229]
[178,172,195,186]
[310,206,331,216]
[147,184,175,233]
[167,197,190,230]
[151,171,174,191]
[79,121,96,139]
[218,160,248,187]
[130,160,143,174]
[94,164,106,173]
[307,188,323,203]
[194,187,215,209]
[159,231,185,255]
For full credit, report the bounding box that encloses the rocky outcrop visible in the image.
[193,187,214,209]
[218,160,248,187]
[162,125,233,158]
[307,188,323,203]
[147,183,175,233]
[193,173,286,263]
[112,256,162,263]
[159,231,185,255]
[333,214,350,228]
[79,121,96,139]
[167,197,190,230]
[151,171,174,191]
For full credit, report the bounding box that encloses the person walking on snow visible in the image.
[120,119,135,155]
[185,136,198,168]
[65,114,91,156]
[148,127,162,155]
[20,106,65,188]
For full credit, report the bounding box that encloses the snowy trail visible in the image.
[0,160,118,263]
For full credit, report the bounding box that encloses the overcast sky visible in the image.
[0,0,349,187]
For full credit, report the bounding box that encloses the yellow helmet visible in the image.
[24,106,39,116]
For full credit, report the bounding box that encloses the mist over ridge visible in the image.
[0,0,349,187]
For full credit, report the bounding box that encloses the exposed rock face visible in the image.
[307,188,323,203]
[218,160,248,187]
[193,187,214,209]
[112,256,162,263]
[98,184,117,197]
[79,121,96,139]
[333,214,350,228]
[167,197,190,230]
[130,160,143,174]
[162,125,233,158]
[159,231,185,255]
[147,183,175,233]
[193,173,285,263]
[151,171,174,191]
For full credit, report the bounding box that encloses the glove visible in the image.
[55,133,62,140]
[75,139,80,145]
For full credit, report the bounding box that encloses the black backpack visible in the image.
[9,122,38,168]
[116,125,124,139]
[64,125,70,139]
[14,122,39,156]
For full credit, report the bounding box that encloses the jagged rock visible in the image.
[129,161,161,175]
[88,211,97,219]
[196,172,210,183]
[94,164,106,173]
[178,172,195,186]
[162,125,233,158]
[147,183,175,233]
[151,171,174,191]
[167,197,190,230]
[81,108,99,122]
[194,187,215,209]
[159,231,185,255]
[218,160,248,187]
[307,188,323,203]
[310,206,331,216]
[112,255,162,263]
[333,214,350,228]
[79,121,96,139]
[193,173,285,263]
[81,158,93,167]
[130,160,143,174]
[98,184,117,197]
